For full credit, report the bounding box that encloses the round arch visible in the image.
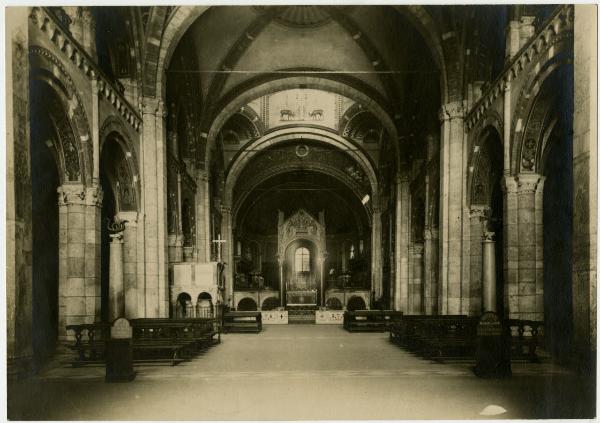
[143,5,446,102]
[234,171,369,236]
[207,78,398,168]
[29,46,93,185]
[223,127,379,208]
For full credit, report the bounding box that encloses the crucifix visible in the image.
[212,234,227,263]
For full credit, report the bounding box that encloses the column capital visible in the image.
[469,204,489,219]
[438,100,466,122]
[116,211,140,225]
[57,184,103,207]
[482,231,496,242]
[108,218,126,242]
[412,243,424,255]
[516,173,541,194]
[220,204,231,215]
[141,97,164,116]
[197,169,209,182]
[501,176,519,194]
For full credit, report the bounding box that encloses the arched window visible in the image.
[295,247,310,272]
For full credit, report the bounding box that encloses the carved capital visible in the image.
[438,101,465,122]
[220,205,232,215]
[516,173,541,194]
[57,184,86,206]
[85,186,103,207]
[141,97,162,116]
[482,231,496,242]
[501,176,519,195]
[469,205,489,220]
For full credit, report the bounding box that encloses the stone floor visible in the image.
[7,325,596,420]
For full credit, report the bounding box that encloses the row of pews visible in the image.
[343,310,404,332]
[389,315,544,363]
[344,311,544,364]
[66,318,220,367]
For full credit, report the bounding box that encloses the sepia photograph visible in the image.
[4,3,598,420]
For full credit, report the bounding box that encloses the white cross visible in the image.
[212,234,227,263]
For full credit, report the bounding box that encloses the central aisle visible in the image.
[9,325,591,420]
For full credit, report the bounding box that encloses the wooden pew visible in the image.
[65,317,220,366]
[505,319,544,362]
[389,315,478,361]
[343,310,403,332]
[222,311,262,333]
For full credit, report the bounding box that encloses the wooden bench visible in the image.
[389,315,478,361]
[343,310,403,332]
[66,317,220,366]
[222,311,262,333]
[506,319,544,362]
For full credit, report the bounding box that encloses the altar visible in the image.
[277,209,327,307]
[286,289,318,306]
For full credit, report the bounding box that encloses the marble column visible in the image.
[469,205,488,315]
[395,172,410,312]
[438,101,467,314]
[108,222,125,320]
[408,243,424,314]
[572,4,597,366]
[371,208,383,301]
[57,185,103,341]
[141,98,169,317]
[482,231,497,313]
[516,173,541,320]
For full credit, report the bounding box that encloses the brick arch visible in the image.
[29,46,93,185]
[99,117,142,212]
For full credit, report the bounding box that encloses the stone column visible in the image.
[534,177,545,318]
[572,4,596,367]
[469,205,488,315]
[482,231,497,313]
[516,174,541,320]
[7,7,32,376]
[278,256,285,307]
[117,211,139,318]
[371,208,383,301]
[438,101,467,314]
[220,205,234,305]
[57,185,103,341]
[408,243,424,314]
[423,228,438,315]
[141,98,169,317]
[395,172,410,312]
[195,169,211,262]
[108,222,125,320]
[503,176,519,318]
